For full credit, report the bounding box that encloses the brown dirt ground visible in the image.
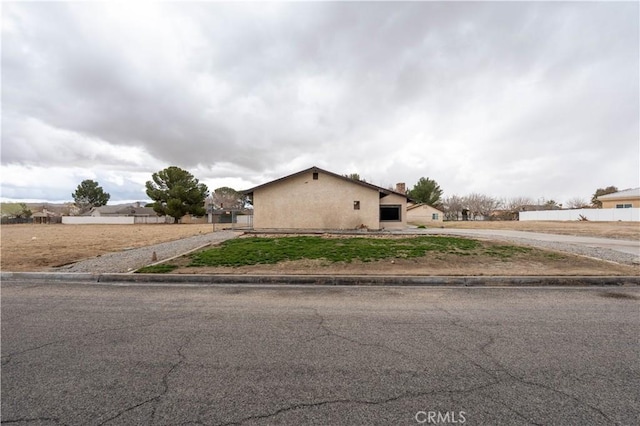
[1,222,638,275]
[169,234,639,276]
[0,224,213,271]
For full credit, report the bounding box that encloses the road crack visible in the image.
[213,307,497,426]
[1,314,192,366]
[1,417,66,425]
[216,380,498,426]
[302,307,408,358]
[96,333,194,425]
[435,306,618,425]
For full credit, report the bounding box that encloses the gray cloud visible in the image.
[2,1,638,203]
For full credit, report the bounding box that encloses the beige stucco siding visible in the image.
[406,204,444,225]
[252,171,381,230]
[601,198,640,208]
[597,189,640,209]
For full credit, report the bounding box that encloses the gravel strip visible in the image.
[51,230,242,273]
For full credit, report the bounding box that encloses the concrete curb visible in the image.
[2,272,639,286]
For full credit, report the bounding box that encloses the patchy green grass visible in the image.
[136,264,178,273]
[542,251,566,260]
[482,245,532,259]
[188,236,485,268]
[135,236,550,273]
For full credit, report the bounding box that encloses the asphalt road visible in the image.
[2,282,639,425]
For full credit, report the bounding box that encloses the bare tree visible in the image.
[61,202,80,216]
[208,187,245,210]
[566,197,589,209]
[465,193,500,220]
[504,196,534,212]
[441,195,465,221]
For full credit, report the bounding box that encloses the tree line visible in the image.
[414,183,620,221]
[381,176,620,221]
[71,166,246,224]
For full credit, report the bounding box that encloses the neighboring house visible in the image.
[406,203,444,225]
[32,208,61,224]
[243,166,411,230]
[84,203,158,217]
[596,188,640,209]
[520,204,561,211]
[63,202,174,224]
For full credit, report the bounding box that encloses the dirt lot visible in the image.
[1,224,213,272]
[1,221,638,274]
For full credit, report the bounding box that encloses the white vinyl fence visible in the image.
[63,216,172,224]
[519,208,639,222]
[236,215,253,225]
[134,216,170,224]
[62,216,135,225]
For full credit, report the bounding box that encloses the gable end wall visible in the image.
[253,171,381,230]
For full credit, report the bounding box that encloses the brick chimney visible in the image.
[395,183,406,193]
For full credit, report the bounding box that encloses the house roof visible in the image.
[32,210,59,218]
[242,166,411,200]
[83,205,122,216]
[597,187,640,201]
[407,203,443,213]
[83,204,157,216]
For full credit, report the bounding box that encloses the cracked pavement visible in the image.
[2,282,639,425]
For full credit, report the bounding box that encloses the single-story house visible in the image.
[243,166,411,230]
[597,188,640,209]
[84,203,158,217]
[406,203,444,225]
[32,208,61,224]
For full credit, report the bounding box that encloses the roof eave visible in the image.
[242,166,412,200]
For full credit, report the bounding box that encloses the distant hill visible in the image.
[1,202,150,216]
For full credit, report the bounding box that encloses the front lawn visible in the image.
[137,235,532,273]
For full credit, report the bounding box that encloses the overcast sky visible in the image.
[2,1,638,205]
